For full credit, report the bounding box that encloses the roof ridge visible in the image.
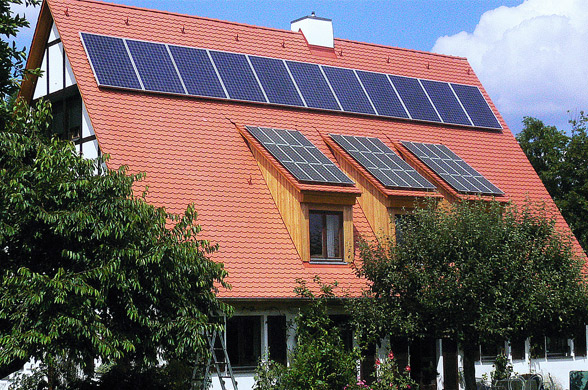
[73,0,302,36]
[334,37,467,61]
[71,0,464,61]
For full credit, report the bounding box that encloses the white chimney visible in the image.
[290,12,334,48]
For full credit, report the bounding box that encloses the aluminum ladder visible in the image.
[191,328,238,390]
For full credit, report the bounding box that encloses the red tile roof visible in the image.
[23,0,585,298]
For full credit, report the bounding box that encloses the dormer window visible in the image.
[310,210,343,260]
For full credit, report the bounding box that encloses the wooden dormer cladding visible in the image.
[324,135,442,241]
[238,126,359,263]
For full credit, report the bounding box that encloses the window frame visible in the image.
[226,315,263,371]
[309,209,344,262]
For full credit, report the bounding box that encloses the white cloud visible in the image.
[432,0,588,132]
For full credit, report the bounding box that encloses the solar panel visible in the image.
[247,126,354,185]
[249,56,304,107]
[401,141,503,195]
[125,40,185,94]
[322,67,375,115]
[451,84,502,129]
[285,61,341,111]
[209,51,266,102]
[81,32,502,130]
[330,134,435,190]
[168,45,226,98]
[80,33,142,90]
[388,75,441,122]
[420,79,471,126]
[356,70,409,119]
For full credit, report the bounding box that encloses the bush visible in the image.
[254,278,360,390]
[345,350,417,390]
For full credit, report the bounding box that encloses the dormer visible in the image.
[239,126,360,264]
[324,134,441,240]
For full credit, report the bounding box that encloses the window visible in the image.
[226,316,262,370]
[546,335,570,358]
[50,92,82,142]
[480,340,503,363]
[394,213,415,246]
[510,337,525,360]
[267,315,287,365]
[310,210,343,260]
[574,325,587,357]
[530,334,571,359]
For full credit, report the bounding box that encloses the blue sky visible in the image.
[13,0,588,133]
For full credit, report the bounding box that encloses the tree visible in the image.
[0,97,231,386]
[517,114,588,252]
[0,0,40,126]
[0,1,230,385]
[1,97,232,386]
[353,199,588,390]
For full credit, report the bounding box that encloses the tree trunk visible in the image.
[462,341,477,390]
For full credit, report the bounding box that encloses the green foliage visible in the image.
[8,359,194,390]
[0,0,40,126]
[517,114,588,252]
[253,360,286,390]
[0,99,231,379]
[490,353,513,382]
[346,351,417,390]
[353,199,588,390]
[253,277,360,390]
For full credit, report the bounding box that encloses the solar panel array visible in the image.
[401,141,503,195]
[330,134,436,190]
[247,126,354,185]
[80,32,502,130]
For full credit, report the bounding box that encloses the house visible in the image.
[19,0,588,389]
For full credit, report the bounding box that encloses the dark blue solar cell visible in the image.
[209,51,266,103]
[125,40,185,94]
[285,61,340,111]
[80,33,141,90]
[168,45,226,98]
[246,126,353,185]
[356,70,409,119]
[388,75,440,122]
[322,66,375,115]
[330,134,435,190]
[402,141,503,195]
[451,83,502,129]
[249,56,304,107]
[420,79,471,126]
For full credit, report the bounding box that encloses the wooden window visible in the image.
[309,210,343,260]
[226,316,262,370]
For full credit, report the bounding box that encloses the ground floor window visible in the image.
[226,316,262,370]
[225,314,288,370]
[530,334,571,359]
[267,315,287,366]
